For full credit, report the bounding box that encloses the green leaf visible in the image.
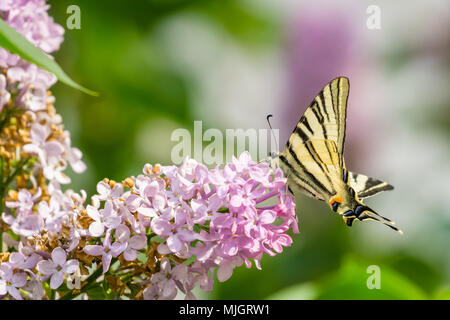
[0,19,98,96]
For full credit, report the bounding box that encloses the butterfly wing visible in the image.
[279,77,349,200]
[347,172,394,199]
[279,138,346,201]
[278,76,399,233]
[292,77,349,155]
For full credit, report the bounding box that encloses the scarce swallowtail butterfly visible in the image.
[270,76,402,234]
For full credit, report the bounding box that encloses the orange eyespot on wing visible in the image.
[329,194,343,212]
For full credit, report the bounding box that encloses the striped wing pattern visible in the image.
[293,77,349,155]
[277,76,399,233]
[279,77,349,200]
[348,172,394,199]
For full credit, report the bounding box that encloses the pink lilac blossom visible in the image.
[1,152,298,300]
[113,224,147,261]
[36,247,79,289]
[84,230,124,274]
[134,153,298,298]
[0,263,28,300]
[150,257,188,299]
[0,1,299,300]
[0,0,64,111]
[0,0,86,184]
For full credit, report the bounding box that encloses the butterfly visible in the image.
[271,76,402,233]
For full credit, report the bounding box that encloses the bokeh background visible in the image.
[48,0,450,299]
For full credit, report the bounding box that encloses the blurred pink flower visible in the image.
[284,7,355,138]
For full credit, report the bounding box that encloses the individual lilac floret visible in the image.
[36,247,79,289]
[86,201,121,237]
[0,263,28,300]
[149,258,188,300]
[84,230,123,274]
[113,224,147,261]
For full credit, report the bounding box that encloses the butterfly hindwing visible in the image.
[347,171,394,199]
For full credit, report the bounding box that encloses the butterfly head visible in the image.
[329,187,402,234]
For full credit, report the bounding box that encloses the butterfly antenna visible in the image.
[266,114,279,155]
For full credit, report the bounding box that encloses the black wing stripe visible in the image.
[286,142,333,195]
[343,168,349,183]
[285,77,349,155]
[348,171,394,199]
[294,126,309,142]
[329,81,337,116]
[300,116,314,135]
[317,91,330,122]
[304,141,337,192]
[359,183,393,197]
[310,105,327,140]
[335,78,341,124]
[364,178,384,190]
[279,154,323,197]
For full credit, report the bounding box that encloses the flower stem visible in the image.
[255,190,278,204]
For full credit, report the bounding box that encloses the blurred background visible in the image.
[48,0,450,299]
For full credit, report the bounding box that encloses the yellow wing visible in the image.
[279,77,349,200]
[279,139,345,201]
[292,77,349,155]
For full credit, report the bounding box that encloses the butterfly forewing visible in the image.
[280,77,349,200]
[293,77,349,154]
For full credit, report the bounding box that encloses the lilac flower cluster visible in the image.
[0,0,64,112]
[0,184,87,299]
[0,0,85,183]
[1,153,298,299]
[0,0,299,300]
[140,153,298,298]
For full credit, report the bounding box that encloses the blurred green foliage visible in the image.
[47,0,449,300]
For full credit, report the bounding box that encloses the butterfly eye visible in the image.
[329,195,343,212]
